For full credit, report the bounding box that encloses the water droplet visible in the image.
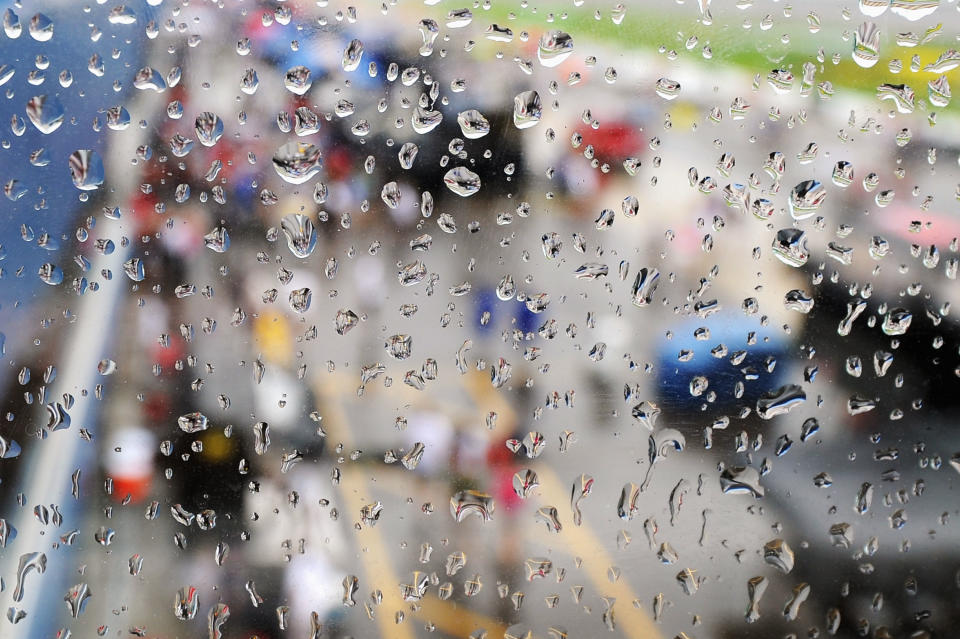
[25,95,63,134]
[398,260,427,286]
[767,69,794,94]
[288,288,312,314]
[877,83,915,113]
[385,334,412,360]
[445,8,473,28]
[513,91,542,129]
[788,180,826,219]
[923,48,960,73]
[720,466,764,498]
[443,166,481,196]
[890,0,939,20]
[342,39,364,72]
[279,214,317,258]
[756,384,806,419]
[272,142,322,184]
[28,13,53,41]
[178,412,209,434]
[450,490,494,522]
[655,77,681,100]
[68,150,104,190]
[284,65,312,95]
[13,552,46,602]
[381,181,402,209]
[97,359,117,376]
[853,22,880,68]
[203,225,230,253]
[105,4,136,25]
[538,30,574,67]
[745,576,768,623]
[763,539,795,573]
[411,106,443,134]
[401,442,425,470]
[133,66,166,92]
[398,142,418,169]
[38,263,63,285]
[208,602,230,639]
[64,583,92,618]
[418,19,439,56]
[173,586,199,621]
[3,9,21,38]
[335,309,359,335]
[929,75,951,107]
[194,112,223,147]
[881,307,912,335]
[631,267,660,306]
[570,474,594,526]
[772,228,809,267]
[457,109,490,139]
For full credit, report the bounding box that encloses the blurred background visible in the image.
[0,1,959,638]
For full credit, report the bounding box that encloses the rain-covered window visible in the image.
[1,1,959,639]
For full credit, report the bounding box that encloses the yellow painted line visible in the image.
[417,594,508,638]
[316,374,507,639]
[462,369,518,439]
[534,469,664,639]
[460,374,662,639]
[316,376,416,639]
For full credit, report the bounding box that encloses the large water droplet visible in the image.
[443,166,481,197]
[203,225,230,253]
[881,307,912,335]
[3,9,21,39]
[280,214,317,258]
[194,112,223,147]
[418,19,439,56]
[788,179,826,219]
[756,384,806,419]
[133,67,166,92]
[123,257,145,282]
[720,466,764,498]
[771,228,809,267]
[68,150,104,190]
[63,583,92,618]
[272,141,322,184]
[763,539,795,573]
[537,30,574,67]
[450,490,494,522]
[13,552,46,602]
[28,13,53,41]
[513,91,542,129]
[890,0,939,21]
[178,412,209,434]
[174,586,199,621]
[106,105,131,131]
[457,109,490,139]
[289,288,312,314]
[853,22,880,68]
[25,95,63,134]
[411,106,443,134]
[398,142,418,169]
[655,77,681,99]
[877,83,915,113]
[107,5,137,25]
[381,181,402,208]
[342,39,364,72]
[284,65,312,95]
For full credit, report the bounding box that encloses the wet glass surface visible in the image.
[0,2,959,639]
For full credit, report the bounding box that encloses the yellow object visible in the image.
[253,311,293,366]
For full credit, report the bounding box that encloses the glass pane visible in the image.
[0,2,958,639]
